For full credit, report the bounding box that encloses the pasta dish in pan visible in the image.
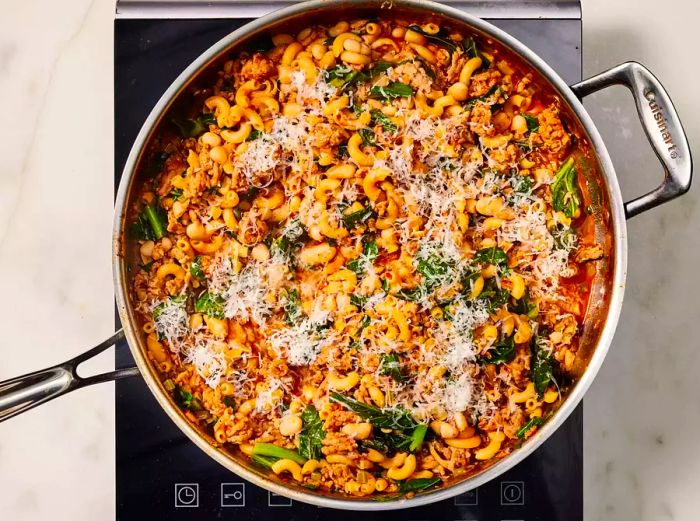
[129,16,603,497]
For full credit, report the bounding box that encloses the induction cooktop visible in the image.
[114,2,583,519]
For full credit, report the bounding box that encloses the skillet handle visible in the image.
[570,61,692,218]
[0,330,139,422]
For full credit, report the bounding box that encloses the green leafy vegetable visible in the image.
[516,416,544,438]
[190,256,205,281]
[360,430,412,454]
[222,396,236,409]
[169,188,184,201]
[251,454,277,469]
[370,82,414,100]
[342,206,375,229]
[173,385,201,411]
[477,277,510,312]
[358,128,376,147]
[252,443,306,465]
[398,477,442,494]
[511,175,533,194]
[379,353,403,382]
[511,290,538,320]
[417,251,454,289]
[271,218,307,265]
[464,84,500,108]
[140,261,154,272]
[246,129,263,141]
[330,392,417,431]
[298,406,326,460]
[462,37,491,69]
[480,334,515,365]
[407,25,457,53]
[152,294,186,322]
[409,424,428,452]
[531,335,556,396]
[194,291,225,319]
[346,239,379,275]
[552,224,577,251]
[370,109,398,133]
[551,157,582,218]
[523,114,540,133]
[131,202,168,241]
[147,151,170,176]
[283,288,303,324]
[172,112,216,137]
[474,247,508,267]
[324,61,394,91]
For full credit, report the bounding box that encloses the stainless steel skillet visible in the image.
[0,0,692,509]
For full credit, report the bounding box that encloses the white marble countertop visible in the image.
[0,0,698,519]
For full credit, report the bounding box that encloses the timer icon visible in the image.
[174,483,199,508]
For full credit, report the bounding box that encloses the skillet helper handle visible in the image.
[0,329,139,422]
[571,61,692,218]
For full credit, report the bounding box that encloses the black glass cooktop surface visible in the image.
[115,12,583,521]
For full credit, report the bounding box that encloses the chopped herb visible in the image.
[370,109,398,133]
[516,416,544,438]
[523,114,540,133]
[358,127,376,147]
[480,334,515,365]
[240,186,260,201]
[140,261,154,272]
[190,256,205,281]
[298,406,325,460]
[323,36,335,46]
[370,81,414,100]
[379,353,403,382]
[245,128,263,141]
[194,291,225,319]
[222,396,237,409]
[551,157,582,218]
[330,392,418,431]
[172,112,216,137]
[473,247,508,268]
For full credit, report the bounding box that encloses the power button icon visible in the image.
[175,483,199,508]
[500,481,524,505]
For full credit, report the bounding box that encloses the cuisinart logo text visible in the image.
[646,91,680,159]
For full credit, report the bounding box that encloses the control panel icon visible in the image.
[500,481,525,506]
[268,491,293,507]
[174,483,199,508]
[221,483,246,507]
[454,487,479,506]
